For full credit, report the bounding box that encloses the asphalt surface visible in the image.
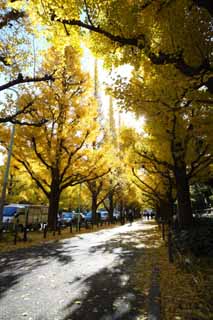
[0,221,159,320]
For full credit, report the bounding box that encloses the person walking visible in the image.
[128,210,134,226]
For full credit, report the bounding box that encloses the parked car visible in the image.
[98,209,109,221]
[84,211,92,222]
[59,212,74,226]
[113,210,120,221]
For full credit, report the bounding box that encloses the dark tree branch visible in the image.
[132,167,162,201]
[189,156,212,179]
[60,131,90,183]
[14,156,50,198]
[0,101,48,126]
[51,13,143,47]
[9,118,47,126]
[188,144,212,178]
[60,168,110,192]
[31,136,52,170]
[51,13,212,77]
[0,74,54,91]
[134,148,174,171]
[83,0,94,26]
[97,190,112,208]
[138,185,158,202]
[0,9,25,29]
[132,180,161,204]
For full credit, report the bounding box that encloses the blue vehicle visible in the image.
[113,210,120,221]
[84,211,92,222]
[59,212,74,226]
[98,209,109,221]
[3,204,27,224]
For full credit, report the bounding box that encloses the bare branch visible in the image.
[0,74,54,92]
[31,136,52,170]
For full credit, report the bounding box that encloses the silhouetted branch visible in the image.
[0,74,54,91]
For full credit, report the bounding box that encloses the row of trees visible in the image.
[0,0,212,230]
[0,45,128,229]
[115,61,212,227]
[0,2,142,228]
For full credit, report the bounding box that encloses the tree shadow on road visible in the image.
[0,241,74,299]
[61,226,161,320]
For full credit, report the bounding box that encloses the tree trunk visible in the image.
[108,190,114,223]
[119,200,125,225]
[174,163,193,228]
[158,198,172,222]
[48,182,60,230]
[171,115,193,229]
[91,194,98,224]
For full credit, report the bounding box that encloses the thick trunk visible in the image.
[159,199,173,223]
[174,163,193,228]
[91,194,98,224]
[108,190,114,222]
[119,200,125,224]
[48,183,60,230]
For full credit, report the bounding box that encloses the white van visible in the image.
[3,204,48,230]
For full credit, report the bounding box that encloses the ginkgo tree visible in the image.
[0,160,47,204]
[0,0,54,92]
[7,0,212,229]
[116,64,212,228]
[129,134,175,223]
[118,127,159,214]
[9,46,109,230]
[24,0,213,92]
[84,153,112,223]
[84,113,119,223]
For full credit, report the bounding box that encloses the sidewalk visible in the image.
[0,221,163,320]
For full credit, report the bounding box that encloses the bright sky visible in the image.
[0,45,145,166]
[82,47,145,134]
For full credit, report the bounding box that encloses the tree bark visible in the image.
[91,194,98,224]
[171,115,193,228]
[108,190,114,223]
[159,199,173,223]
[174,163,193,228]
[119,200,125,225]
[48,181,60,230]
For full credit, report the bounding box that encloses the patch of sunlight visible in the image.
[121,238,135,244]
[112,293,136,318]
[119,274,130,286]
[112,247,123,254]
[121,234,133,239]
[141,241,162,249]
[136,316,148,320]
[135,244,146,249]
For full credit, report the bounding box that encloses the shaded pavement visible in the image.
[0,221,160,320]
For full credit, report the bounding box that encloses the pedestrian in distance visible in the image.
[128,210,134,226]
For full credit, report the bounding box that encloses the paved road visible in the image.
[0,221,158,320]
